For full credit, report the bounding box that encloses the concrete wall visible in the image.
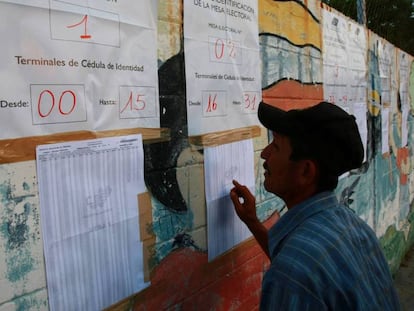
[1,0,414,310]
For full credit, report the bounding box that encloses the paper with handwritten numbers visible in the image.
[0,0,158,139]
[184,0,261,135]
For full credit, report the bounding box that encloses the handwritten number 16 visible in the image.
[206,94,217,112]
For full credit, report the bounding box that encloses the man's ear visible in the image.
[298,159,319,187]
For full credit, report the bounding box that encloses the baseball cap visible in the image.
[258,101,364,176]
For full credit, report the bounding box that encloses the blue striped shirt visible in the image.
[261,191,400,311]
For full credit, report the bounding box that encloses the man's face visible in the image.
[260,132,301,200]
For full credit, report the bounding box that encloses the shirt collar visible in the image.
[268,191,338,257]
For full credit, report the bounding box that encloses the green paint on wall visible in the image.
[0,179,36,283]
[379,226,406,275]
[22,181,30,191]
[152,197,195,262]
[375,154,398,205]
[0,200,32,250]
[5,248,35,282]
[13,291,48,311]
[0,181,13,203]
[257,197,283,221]
[406,206,414,250]
[409,61,414,111]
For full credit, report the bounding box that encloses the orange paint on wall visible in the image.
[127,213,280,310]
[397,147,409,185]
[132,241,268,310]
[262,79,324,110]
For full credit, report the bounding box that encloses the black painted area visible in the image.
[144,52,190,212]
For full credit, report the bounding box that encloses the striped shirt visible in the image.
[260,191,400,311]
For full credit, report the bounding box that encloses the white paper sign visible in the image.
[36,135,148,310]
[353,102,368,162]
[378,38,394,106]
[184,0,261,135]
[204,139,254,260]
[398,50,410,147]
[398,50,410,108]
[381,107,390,154]
[322,9,367,106]
[0,1,159,139]
[401,105,409,147]
[347,21,367,104]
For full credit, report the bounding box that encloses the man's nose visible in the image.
[260,144,270,159]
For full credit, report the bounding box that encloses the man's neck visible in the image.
[284,187,319,209]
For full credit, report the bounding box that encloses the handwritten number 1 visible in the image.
[67,15,92,39]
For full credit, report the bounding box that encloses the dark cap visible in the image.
[258,101,364,176]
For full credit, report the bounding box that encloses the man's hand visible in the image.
[230,179,270,258]
[230,180,258,226]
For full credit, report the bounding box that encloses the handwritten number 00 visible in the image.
[38,90,76,118]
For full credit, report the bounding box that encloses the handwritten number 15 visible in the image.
[121,92,146,113]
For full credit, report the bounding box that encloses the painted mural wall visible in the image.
[0,0,413,310]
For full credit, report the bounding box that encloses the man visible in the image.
[230,101,400,310]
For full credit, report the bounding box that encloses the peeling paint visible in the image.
[0,176,38,284]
